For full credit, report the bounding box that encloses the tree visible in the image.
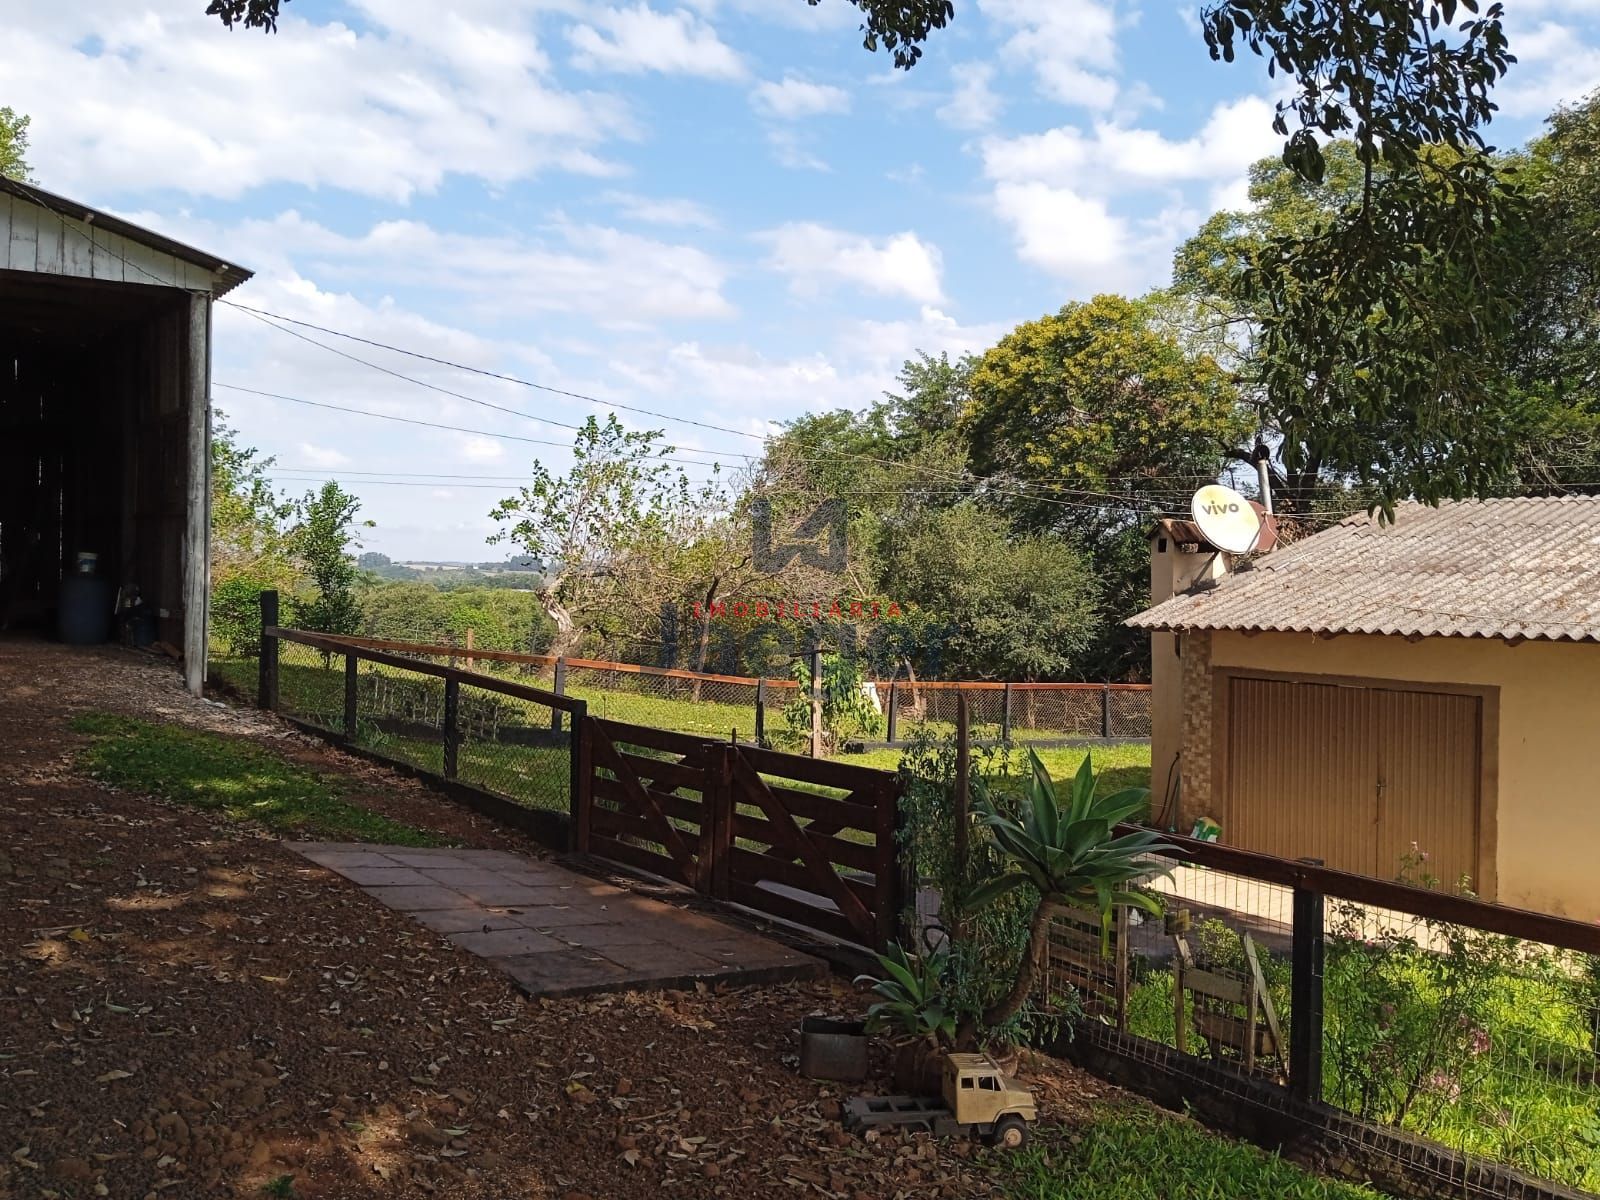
[959,294,1246,515]
[290,482,368,636]
[489,414,692,659]
[0,107,29,181]
[883,505,1101,680]
[1200,0,1524,514]
[211,412,294,585]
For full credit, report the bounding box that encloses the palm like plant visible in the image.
[856,941,957,1048]
[963,750,1172,1035]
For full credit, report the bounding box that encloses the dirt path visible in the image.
[0,639,1122,1199]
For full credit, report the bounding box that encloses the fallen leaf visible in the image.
[94,1070,135,1083]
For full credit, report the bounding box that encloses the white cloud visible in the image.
[767,129,831,172]
[0,0,632,201]
[567,4,746,79]
[980,96,1280,190]
[457,436,508,462]
[601,190,719,228]
[978,0,1121,109]
[939,64,1004,131]
[231,210,734,325]
[297,442,352,468]
[990,182,1197,293]
[751,75,852,119]
[1495,20,1600,119]
[762,223,946,305]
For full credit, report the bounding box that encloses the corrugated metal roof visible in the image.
[1128,496,1600,643]
[0,176,253,296]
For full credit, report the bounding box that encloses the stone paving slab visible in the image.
[291,843,825,997]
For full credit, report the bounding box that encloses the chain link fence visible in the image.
[1062,843,1600,1198]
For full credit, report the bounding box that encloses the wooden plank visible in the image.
[737,743,896,793]
[91,226,126,281]
[1184,968,1247,1004]
[726,879,862,945]
[728,847,876,908]
[588,833,685,885]
[593,717,717,756]
[9,200,38,273]
[1122,823,1600,955]
[728,813,877,874]
[593,774,707,827]
[63,216,94,277]
[616,752,707,796]
[759,782,877,830]
[0,194,11,268]
[182,293,208,696]
[589,728,702,886]
[729,752,875,943]
[33,213,64,274]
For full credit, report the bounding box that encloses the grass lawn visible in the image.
[71,712,441,845]
[998,1106,1381,1200]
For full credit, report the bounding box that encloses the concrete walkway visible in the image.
[292,843,824,997]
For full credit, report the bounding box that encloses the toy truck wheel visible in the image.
[990,1115,1029,1150]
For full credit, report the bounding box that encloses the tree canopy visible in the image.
[0,107,30,181]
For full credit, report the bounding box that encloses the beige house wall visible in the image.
[1198,629,1600,923]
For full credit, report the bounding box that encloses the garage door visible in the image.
[1224,676,1482,892]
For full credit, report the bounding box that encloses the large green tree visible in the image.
[290,482,369,636]
[958,294,1247,521]
[0,107,30,181]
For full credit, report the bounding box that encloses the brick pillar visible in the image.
[1177,629,1214,833]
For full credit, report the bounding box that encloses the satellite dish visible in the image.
[1191,483,1264,554]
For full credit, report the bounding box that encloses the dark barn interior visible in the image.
[0,178,250,692]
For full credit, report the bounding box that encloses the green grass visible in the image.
[838,741,1151,797]
[71,712,441,845]
[998,1106,1381,1200]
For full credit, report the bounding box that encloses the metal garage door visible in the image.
[1225,676,1482,892]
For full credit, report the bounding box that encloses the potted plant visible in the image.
[855,941,958,1094]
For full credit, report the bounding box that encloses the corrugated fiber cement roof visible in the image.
[1127,496,1600,644]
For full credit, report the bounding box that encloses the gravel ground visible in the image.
[0,638,1123,1200]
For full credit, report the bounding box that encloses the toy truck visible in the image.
[842,1053,1037,1148]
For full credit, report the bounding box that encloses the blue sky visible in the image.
[7,0,1599,559]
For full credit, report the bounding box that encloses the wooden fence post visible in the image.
[1100,683,1112,738]
[258,590,279,712]
[754,678,766,747]
[568,703,591,854]
[465,627,475,671]
[1001,681,1013,744]
[874,775,903,952]
[1290,861,1326,1101]
[809,644,823,759]
[707,741,735,901]
[952,693,971,944]
[886,678,898,744]
[343,652,358,741]
[551,657,567,733]
[442,676,460,780]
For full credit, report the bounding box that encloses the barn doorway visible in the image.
[1222,674,1486,894]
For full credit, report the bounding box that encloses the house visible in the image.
[0,177,251,694]
[1129,496,1600,921]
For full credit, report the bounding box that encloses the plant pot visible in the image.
[890,1041,944,1096]
[799,1016,868,1082]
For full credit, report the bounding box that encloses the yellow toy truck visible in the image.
[842,1052,1037,1148]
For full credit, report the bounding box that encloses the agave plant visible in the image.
[962,750,1172,1034]
[855,940,958,1048]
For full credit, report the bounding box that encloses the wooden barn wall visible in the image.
[0,295,195,644]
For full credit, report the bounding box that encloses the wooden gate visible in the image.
[576,717,903,950]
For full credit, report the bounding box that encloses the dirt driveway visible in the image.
[0,640,1117,1199]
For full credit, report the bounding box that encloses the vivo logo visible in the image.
[1200,501,1242,515]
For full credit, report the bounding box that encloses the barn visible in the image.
[1130,497,1600,921]
[0,177,251,694]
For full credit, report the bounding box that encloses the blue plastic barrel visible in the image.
[58,575,113,644]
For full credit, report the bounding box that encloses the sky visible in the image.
[6,0,1600,561]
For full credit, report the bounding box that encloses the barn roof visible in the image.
[1128,496,1600,644]
[0,176,252,296]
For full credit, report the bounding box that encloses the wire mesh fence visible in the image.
[1063,845,1600,1197]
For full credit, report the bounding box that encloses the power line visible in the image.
[214,383,734,471]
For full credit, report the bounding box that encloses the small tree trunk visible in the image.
[540,588,580,663]
[959,899,1059,1046]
